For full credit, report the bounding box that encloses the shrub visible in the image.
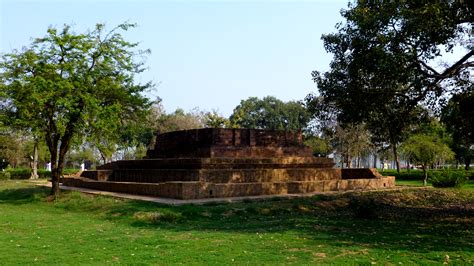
[428,171,468,188]
[0,171,11,180]
[38,170,51,179]
[3,168,78,180]
[8,168,31,179]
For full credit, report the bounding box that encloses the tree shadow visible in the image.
[0,186,49,204]
[1,183,473,256]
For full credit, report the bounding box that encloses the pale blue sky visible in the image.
[1,0,348,116]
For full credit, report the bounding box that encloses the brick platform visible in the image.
[63,128,395,199]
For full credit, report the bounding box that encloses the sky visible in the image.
[0,0,348,117]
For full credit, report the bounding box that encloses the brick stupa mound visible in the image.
[63,128,395,199]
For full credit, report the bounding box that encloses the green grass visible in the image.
[380,168,474,181]
[0,180,473,264]
[396,179,425,186]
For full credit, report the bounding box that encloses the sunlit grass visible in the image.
[0,180,472,264]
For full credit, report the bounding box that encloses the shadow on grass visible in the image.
[0,185,49,204]
[1,182,473,255]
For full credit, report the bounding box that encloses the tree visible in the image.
[203,110,229,128]
[401,134,454,186]
[0,130,28,168]
[230,96,310,130]
[332,123,372,168]
[309,1,471,173]
[153,107,204,134]
[441,89,474,169]
[304,135,331,157]
[0,23,153,197]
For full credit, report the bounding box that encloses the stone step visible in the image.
[97,157,335,170]
[62,176,395,200]
[84,168,342,183]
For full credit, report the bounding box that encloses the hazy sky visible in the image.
[1,0,348,116]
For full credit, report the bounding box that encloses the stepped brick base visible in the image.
[62,175,395,200]
[63,128,396,199]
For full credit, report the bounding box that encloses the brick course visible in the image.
[63,128,395,199]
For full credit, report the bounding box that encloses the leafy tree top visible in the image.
[0,23,154,195]
[230,96,309,131]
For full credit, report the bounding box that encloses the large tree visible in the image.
[230,96,310,131]
[0,23,153,196]
[441,88,474,169]
[309,1,472,173]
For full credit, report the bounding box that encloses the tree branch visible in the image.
[438,49,474,80]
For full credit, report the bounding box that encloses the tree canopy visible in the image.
[441,88,474,169]
[308,1,472,173]
[230,96,310,131]
[0,23,153,196]
[401,133,454,185]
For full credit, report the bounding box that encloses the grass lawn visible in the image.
[0,180,473,264]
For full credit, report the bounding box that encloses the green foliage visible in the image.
[380,169,425,180]
[309,1,472,172]
[230,96,310,130]
[401,134,454,169]
[0,131,28,168]
[153,107,204,133]
[0,23,153,194]
[429,171,468,188]
[0,171,10,180]
[203,110,229,128]
[0,168,78,179]
[441,89,474,169]
[333,123,372,167]
[303,135,331,156]
[382,168,474,183]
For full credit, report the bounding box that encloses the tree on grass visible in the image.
[309,1,472,173]
[0,23,153,197]
[400,134,454,186]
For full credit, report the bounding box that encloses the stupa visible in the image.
[62,128,395,199]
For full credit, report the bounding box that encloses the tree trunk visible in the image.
[407,159,410,173]
[51,165,61,196]
[465,157,471,170]
[391,143,400,174]
[49,146,60,197]
[373,153,377,168]
[422,165,427,186]
[30,139,39,179]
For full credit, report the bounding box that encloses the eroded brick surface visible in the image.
[64,128,395,199]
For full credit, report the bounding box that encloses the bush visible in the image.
[428,170,468,188]
[379,169,424,180]
[1,168,79,180]
[8,168,31,179]
[0,171,11,180]
[38,169,51,179]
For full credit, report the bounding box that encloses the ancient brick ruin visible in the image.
[62,128,395,200]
